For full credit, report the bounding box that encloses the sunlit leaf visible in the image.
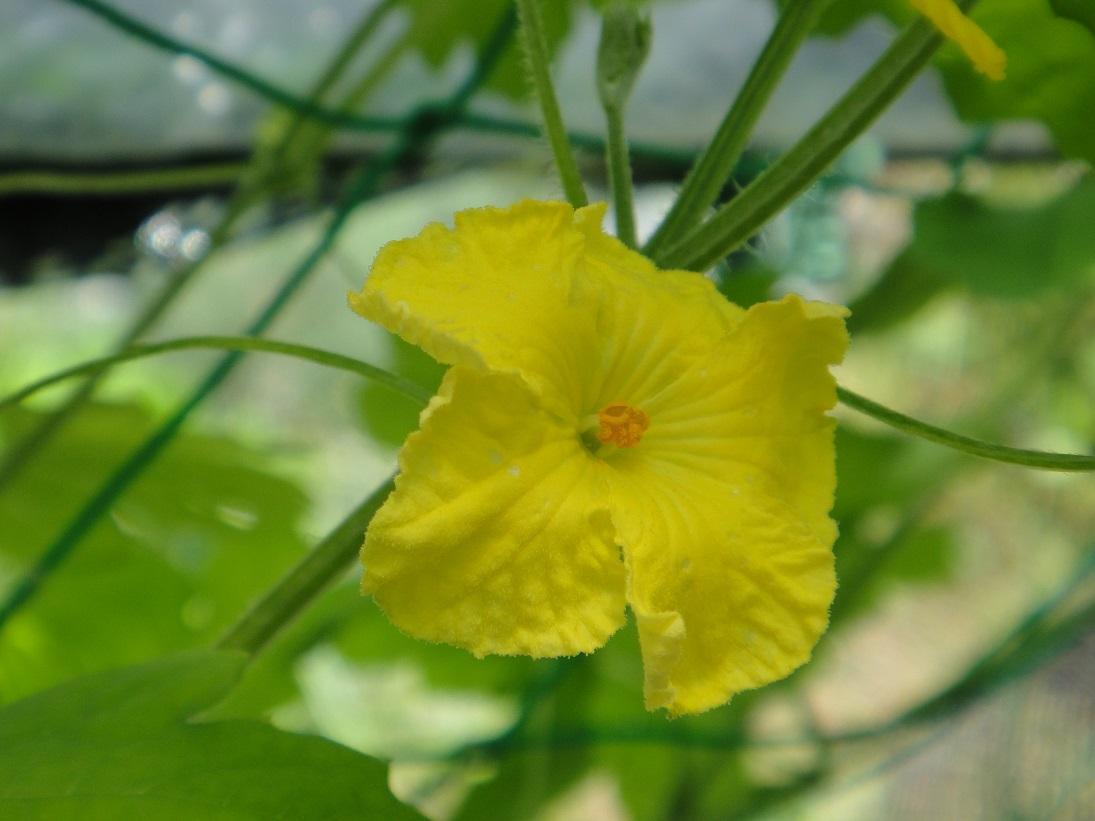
[0,650,420,819]
[0,404,310,701]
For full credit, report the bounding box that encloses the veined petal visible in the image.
[611,473,836,715]
[607,294,848,714]
[641,294,848,545]
[350,199,743,421]
[911,0,1006,80]
[363,367,627,658]
[349,200,603,420]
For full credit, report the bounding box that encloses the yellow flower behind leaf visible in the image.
[349,200,848,715]
[911,0,1007,80]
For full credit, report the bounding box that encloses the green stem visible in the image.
[63,0,402,133]
[643,0,828,259]
[657,8,970,271]
[603,105,637,247]
[279,31,415,185]
[0,164,244,196]
[837,386,1095,471]
[0,336,431,410]
[516,0,588,207]
[218,479,394,655]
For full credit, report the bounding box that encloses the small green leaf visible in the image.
[401,0,573,99]
[358,334,443,448]
[717,265,779,309]
[0,650,421,819]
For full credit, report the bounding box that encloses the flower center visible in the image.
[595,403,650,448]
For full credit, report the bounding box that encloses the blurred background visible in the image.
[0,1,1092,818]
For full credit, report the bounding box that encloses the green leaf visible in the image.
[716,264,778,308]
[1051,0,1095,36]
[833,427,946,518]
[402,0,573,99]
[907,179,1095,298]
[834,525,958,622]
[0,650,420,819]
[846,249,951,335]
[0,404,310,701]
[936,0,1095,163]
[830,429,960,624]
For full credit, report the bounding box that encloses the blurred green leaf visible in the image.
[358,334,444,448]
[1052,0,1095,34]
[833,427,943,517]
[717,264,778,308]
[211,581,537,725]
[831,428,959,624]
[0,404,310,701]
[846,251,951,335]
[850,176,1095,330]
[402,0,572,99]
[908,180,1095,298]
[835,525,958,622]
[0,650,420,819]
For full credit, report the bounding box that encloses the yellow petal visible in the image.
[607,294,848,714]
[349,200,602,420]
[911,0,1007,80]
[362,367,627,658]
[349,199,741,421]
[568,212,747,413]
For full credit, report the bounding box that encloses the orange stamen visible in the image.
[597,403,650,448]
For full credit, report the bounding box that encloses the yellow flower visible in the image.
[911,0,1007,80]
[349,201,848,715]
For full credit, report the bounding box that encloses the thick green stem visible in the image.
[643,0,828,259]
[837,386,1095,471]
[657,8,971,271]
[218,479,394,655]
[516,0,588,207]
